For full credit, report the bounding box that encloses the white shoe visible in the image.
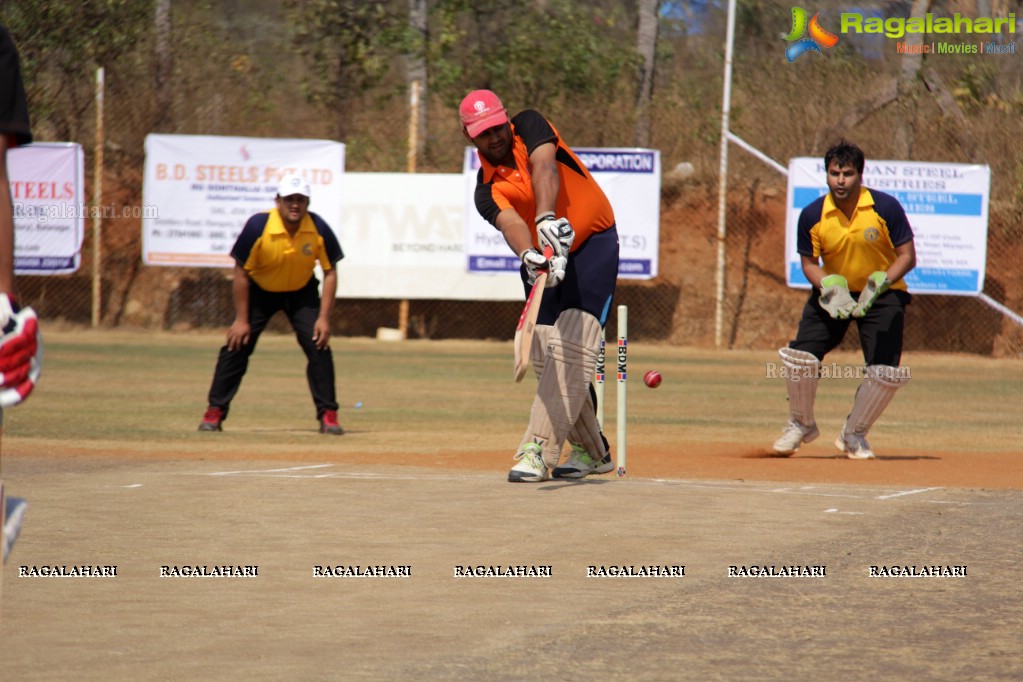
[772,419,819,455]
[835,431,876,459]
[552,442,614,479]
[508,443,549,482]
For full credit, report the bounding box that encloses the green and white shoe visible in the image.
[508,443,549,483]
[552,441,614,479]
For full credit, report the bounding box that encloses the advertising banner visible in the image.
[9,143,85,275]
[463,147,661,280]
[143,134,344,267]
[786,158,990,295]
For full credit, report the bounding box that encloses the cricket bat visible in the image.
[513,246,554,382]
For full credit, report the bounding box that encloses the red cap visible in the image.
[459,90,509,138]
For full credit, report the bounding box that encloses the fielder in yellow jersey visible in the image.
[774,141,917,460]
[198,174,345,435]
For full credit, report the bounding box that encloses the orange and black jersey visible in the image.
[797,188,914,292]
[472,110,615,250]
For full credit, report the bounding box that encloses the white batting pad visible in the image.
[529,324,554,380]
[568,392,606,461]
[779,347,819,427]
[525,310,603,468]
[844,365,910,435]
[517,324,554,448]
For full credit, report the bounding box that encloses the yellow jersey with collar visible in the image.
[796,187,913,292]
[231,208,344,292]
[471,110,615,250]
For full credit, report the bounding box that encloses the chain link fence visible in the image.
[8,2,1022,356]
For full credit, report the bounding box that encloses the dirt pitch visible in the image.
[1,331,1021,681]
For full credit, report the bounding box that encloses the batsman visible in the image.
[774,141,916,460]
[460,90,619,482]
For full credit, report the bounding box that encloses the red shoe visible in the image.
[319,410,344,435]
[198,406,224,432]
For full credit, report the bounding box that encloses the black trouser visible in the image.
[789,289,911,366]
[206,277,338,420]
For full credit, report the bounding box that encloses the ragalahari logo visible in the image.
[784,7,839,62]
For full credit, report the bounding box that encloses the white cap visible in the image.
[277,173,311,199]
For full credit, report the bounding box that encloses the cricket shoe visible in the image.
[198,406,224,432]
[508,443,549,483]
[552,439,614,479]
[772,418,819,455]
[835,430,875,460]
[319,410,344,435]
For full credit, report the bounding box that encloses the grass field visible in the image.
[5,329,1020,461]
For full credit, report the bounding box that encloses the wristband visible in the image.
[534,212,555,226]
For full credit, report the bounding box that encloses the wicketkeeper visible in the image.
[460,89,620,482]
[774,141,916,459]
[1,23,40,565]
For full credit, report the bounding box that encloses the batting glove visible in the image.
[520,248,549,286]
[546,254,567,287]
[520,247,565,288]
[536,215,574,261]
[0,294,42,408]
[852,271,890,318]
[818,274,857,320]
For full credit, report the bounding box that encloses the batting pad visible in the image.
[568,391,606,460]
[524,324,604,464]
[526,310,603,468]
[779,347,819,427]
[844,365,910,435]
[529,324,554,379]
[517,324,554,448]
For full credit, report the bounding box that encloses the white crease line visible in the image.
[644,479,872,500]
[198,468,491,482]
[206,464,335,476]
[642,478,960,503]
[876,487,942,500]
[193,468,958,502]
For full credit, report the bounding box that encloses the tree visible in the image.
[1,0,151,140]
[287,0,403,140]
[407,0,429,168]
[154,0,173,132]
[635,0,659,147]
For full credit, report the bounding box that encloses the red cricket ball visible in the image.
[643,370,662,388]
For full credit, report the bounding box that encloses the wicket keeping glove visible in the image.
[852,271,890,318]
[0,294,42,408]
[818,274,857,320]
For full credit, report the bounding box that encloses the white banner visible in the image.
[142,134,344,267]
[463,147,661,279]
[338,173,520,300]
[785,158,990,295]
[9,143,85,275]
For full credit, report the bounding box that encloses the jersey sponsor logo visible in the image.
[576,151,656,174]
